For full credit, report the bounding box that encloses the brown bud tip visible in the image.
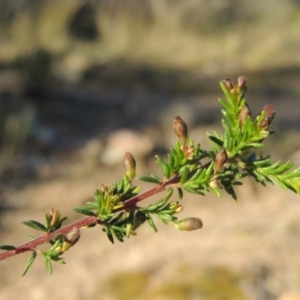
[237,76,247,90]
[258,104,276,131]
[174,217,203,231]
[222,78,234,91]
[173,116,188,145]
[123,152,136,180]
[263,104,276,124]
[62,227,81,251]
[182,145,194,159]
[214,147,228,173]
[238,104,251,127]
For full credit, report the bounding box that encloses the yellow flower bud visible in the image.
[49,208,61,228]
[123,152,136,180]
[174,205,184,213]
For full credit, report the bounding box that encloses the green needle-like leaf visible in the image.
[139,175,161,184]
[208,135,224,148]
[22,220,48,232]
[156,155,171,179]
[145,213,157,232]
[45,258,53,275]
[73,207,96,216]
[103,227,114,244]
[22,251,37,276]
[179,166,189,184]
[44,213,51,230]
[177,188,183,199]
[0,245,17,251]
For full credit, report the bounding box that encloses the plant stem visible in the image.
[0,216,97,261]
[0,182,173,261]
[0,161,211,261]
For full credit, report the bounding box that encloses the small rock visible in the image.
[100,129,154,165]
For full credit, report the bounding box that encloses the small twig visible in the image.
[0,161,212,261]
[0,216,97,261]
[0,183,173,261]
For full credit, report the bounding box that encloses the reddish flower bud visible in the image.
[173,116,189,145]
[214,147,228,173]
[257,118,269,131]
[222,78,234,91]
[238,104,251,127]
[174,217,203,231]
[263,104,276,124]
[257,105,276,130]
[237,76,247,90]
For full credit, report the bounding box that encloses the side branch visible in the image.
[0,216,97,261]
[0,181,174,261]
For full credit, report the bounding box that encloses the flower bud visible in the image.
[61,227,80,252]
[222,78,234,91]
[238,104,251,127]
[209,179,220,189]
[263,104,276,124]
[123,152,136,180]
[257,105,276,130]
[100,185,109,194]
[173,116,188,145]
[49,208,61,228]
[214,147,227,173]
[168,201,178,210]
[182,145,194,159]
[169,201,184,213]
[174,217,203,231]
[174,205,184,213]
[237,76,247,90]
[257,119,269,131]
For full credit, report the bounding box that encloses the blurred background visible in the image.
[1,0,300,299]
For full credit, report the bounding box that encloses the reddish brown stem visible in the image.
[0,180,177,261]
[0,216,97,261]
[117,175,181,211]
[0,161,210,262]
